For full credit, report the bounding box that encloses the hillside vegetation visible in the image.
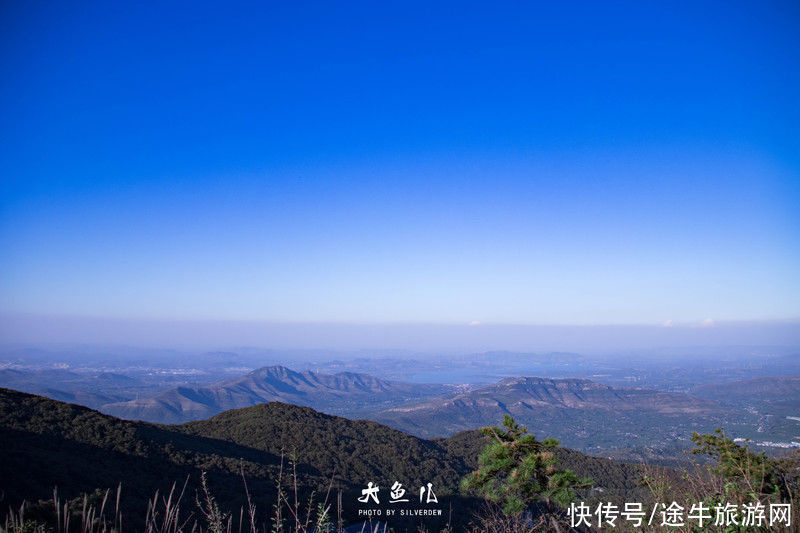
[0,388,667,531]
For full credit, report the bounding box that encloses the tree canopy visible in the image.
[460,415,591,516]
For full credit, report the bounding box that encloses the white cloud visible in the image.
[692,318,716,328]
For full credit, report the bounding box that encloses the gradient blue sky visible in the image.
[1,1,799,329]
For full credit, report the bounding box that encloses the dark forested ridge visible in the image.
[0,388,288,524]
[177,402,469,492]
[0,388,661,530]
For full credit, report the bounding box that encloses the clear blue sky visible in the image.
[1,1,798,328]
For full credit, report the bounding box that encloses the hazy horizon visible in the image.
[2,313,799,353]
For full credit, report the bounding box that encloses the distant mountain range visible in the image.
[6,362,797,458]
[97,365,741,457]
[101,365,450,423]
[372,376,728,452]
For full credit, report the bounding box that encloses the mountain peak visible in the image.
[248,365,299,377]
